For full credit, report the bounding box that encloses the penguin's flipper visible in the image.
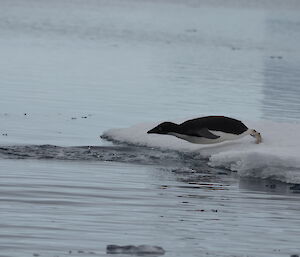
[188,128,220,139]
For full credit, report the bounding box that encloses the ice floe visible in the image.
[102,119,300,184]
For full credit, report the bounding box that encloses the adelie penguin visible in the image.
[147,116,262,144]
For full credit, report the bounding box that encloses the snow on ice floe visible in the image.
[101,119,300,184]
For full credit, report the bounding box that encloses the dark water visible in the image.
[1,144,300,257]
[1,0,300,256]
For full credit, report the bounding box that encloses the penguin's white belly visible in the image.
[169,130,247,144]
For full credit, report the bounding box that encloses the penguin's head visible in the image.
[147,122,178,135]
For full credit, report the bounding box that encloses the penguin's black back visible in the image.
[179,116,248,135]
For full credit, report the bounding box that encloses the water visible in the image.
[1,0,300,256]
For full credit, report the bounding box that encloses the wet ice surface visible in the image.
[1,0,300,256]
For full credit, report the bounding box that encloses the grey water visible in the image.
[1,0,300,256]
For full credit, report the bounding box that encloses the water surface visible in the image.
[1,0,300,256]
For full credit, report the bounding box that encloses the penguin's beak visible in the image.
[147,125,163,134]
[147,128,156,134]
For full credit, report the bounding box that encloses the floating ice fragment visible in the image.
[106,245,165,255]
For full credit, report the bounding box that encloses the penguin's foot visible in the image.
[250,129,262,144]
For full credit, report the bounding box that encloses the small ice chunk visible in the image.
[106,244,165,255]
